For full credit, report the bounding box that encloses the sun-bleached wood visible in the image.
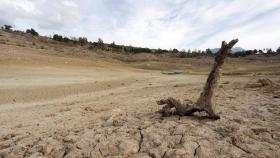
[157,39,239,119]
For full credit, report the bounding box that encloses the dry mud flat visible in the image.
[0,45,280,157]
[1,74,280,158]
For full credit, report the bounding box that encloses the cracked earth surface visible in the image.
[0,44,280,158]
[1,72,279,158]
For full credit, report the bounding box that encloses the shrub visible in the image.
[172,48,179,53]
[53,34,63,42]
[88,45,94,50]
[155,48,168,54]
[78,37,88,46]
[205,48,213,56]
[63,37,70,43]
[178,51,187,58]
[26,28,39,36]
[4,25,12,30]
[97,38,105,49]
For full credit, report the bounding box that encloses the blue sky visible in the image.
[0,0,280,50]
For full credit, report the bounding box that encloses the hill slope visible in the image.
[0,30,280,158]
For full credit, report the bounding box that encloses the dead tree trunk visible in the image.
[157,39,238,119]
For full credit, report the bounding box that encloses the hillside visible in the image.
[0,30,280,158]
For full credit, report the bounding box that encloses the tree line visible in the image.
[1,25,280,57]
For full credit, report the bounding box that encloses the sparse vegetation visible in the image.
[78,37,88,46]
[4,25,12,30]
[1,24,280,58]
[53,34,64,42]
[26,28,39,36]
[97,38,105,49]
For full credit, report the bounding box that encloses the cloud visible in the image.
[0,0,81,35]
[0,0,279,50]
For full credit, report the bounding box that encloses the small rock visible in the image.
[245,78,273,88]
[118,139,139,155]
[84,106,95,112]
[59,107,71,112]
[162,70,183,75]
[40,138,65,157]
[45,113,56,117]
[63,135,77,143]
[223,81,230,84]
[105,109,127,126]
[251,128,269,135]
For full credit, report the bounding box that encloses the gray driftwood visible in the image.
[157,39,239,119]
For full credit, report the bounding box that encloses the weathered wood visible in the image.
[157,39,239,119]
[196,39,239,118]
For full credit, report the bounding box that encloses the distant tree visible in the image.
[232,51,245,57]
[245,50,253,56]
[178,50,187,58]
[78,37,88,46]
[205,48,212,56]
[98,38,103,44]
[155,48,162,54]
[267,48,273,54]
[70,37,78,44]
[53,34,63,42]
[110,41,115,46]
[63,37,70,43]
[277,47,280,54]
[253,49,258,54]
[191,49,197,54]
[97,38,105,49]
[132,47,151,53]
[172,48,179,53]
[26,28,39,36]
[4,25,12,30]
[109,42,122,52]
[124,45,132,52]
[155,48,168,54]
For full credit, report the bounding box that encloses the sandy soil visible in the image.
[0,31,280,158]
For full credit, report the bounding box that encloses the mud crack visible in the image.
[229,137,252,154]
[138,130,144,153]
[99,148,103,156]
[193,141,200,158]
[230,141,251,154]
[162,151,167,158]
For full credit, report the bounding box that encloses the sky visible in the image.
[0,0,280,50]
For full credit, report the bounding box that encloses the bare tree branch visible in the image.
[157,39,239,119]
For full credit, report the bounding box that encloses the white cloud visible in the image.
[0,0,81,35]
[0,0,279,50]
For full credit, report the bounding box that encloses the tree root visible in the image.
[157,97,220,120]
